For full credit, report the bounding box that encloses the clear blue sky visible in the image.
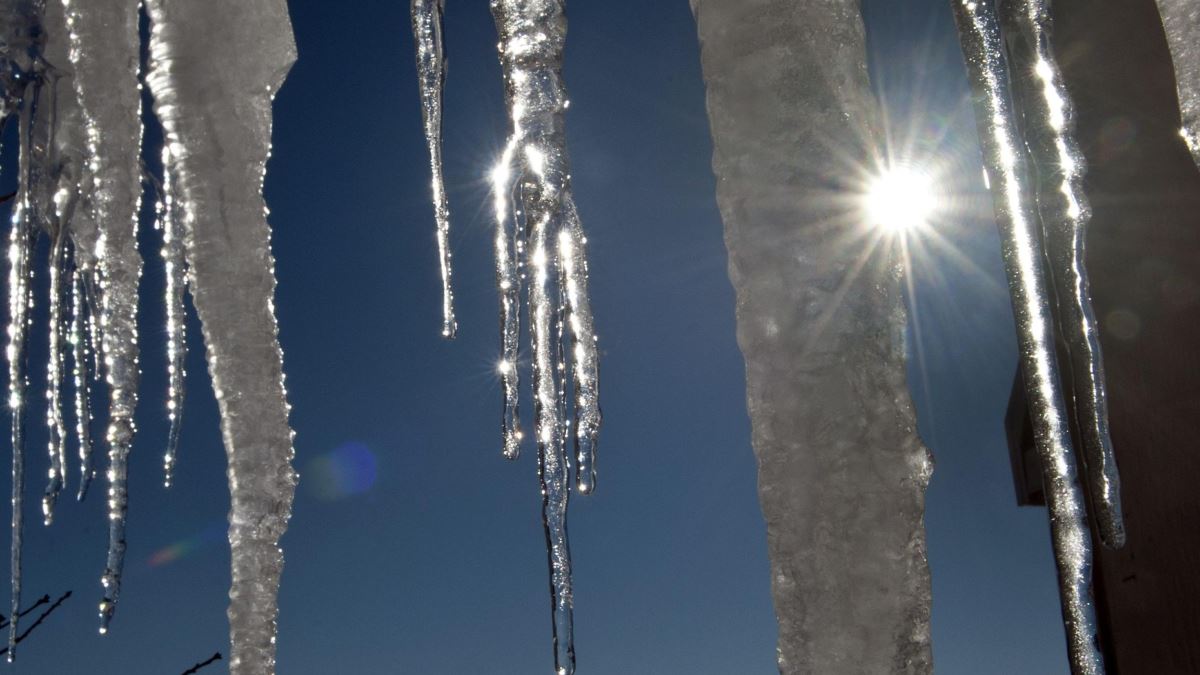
[2,1,1072,673]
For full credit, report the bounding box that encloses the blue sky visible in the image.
[1,1,1073,673]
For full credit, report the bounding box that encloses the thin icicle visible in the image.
[157,150,187,488]
[2,2,46,656]
[42,228,68,524]
[144,0,298,670]
[62,0,145,633]
[1000,0,1124,549]
[490,1,602,671]
[950,2,1103,673]
[71,267,95,500]
[491,138,523,460]
[558,199,598,494]
[6,196,34,664]
[411,0,457,339]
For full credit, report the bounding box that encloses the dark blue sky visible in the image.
[2,1,1073,673]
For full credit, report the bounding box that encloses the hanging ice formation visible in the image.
[951,1,1108,673]
[691,1,934,672]
[2,0,298,671]
[410,1,602,673]
[1154,0,1200,168]
[997,0,1124,549]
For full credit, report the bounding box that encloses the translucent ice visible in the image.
[410,0,457,339]
[999,0,1124,548]
[951,2,1103,672]
[691,1,934,672]
[1155,0,1200,167]
[60,0,145,633]
[144,0,297,671]
[486,1,603,671]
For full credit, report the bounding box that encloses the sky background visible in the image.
[0,1,1075,673]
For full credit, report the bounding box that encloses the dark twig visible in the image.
[0,593,52,628]
[0,590,72,657]
[0,190,16,205]
[181,651,222,674]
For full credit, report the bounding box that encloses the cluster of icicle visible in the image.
[411,1,601,673]
[950,1,1129,673]
[1,0,297,672]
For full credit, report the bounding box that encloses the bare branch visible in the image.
[181,651,222,674]
[0,591,72,657]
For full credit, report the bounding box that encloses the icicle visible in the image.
[2,1,46,659]
[144,0,297,671]
[157,150,187,488]
[411,0,457,339]
[558,199,598,494]
[42,227,68,524]
[61,0,145,633]
[71,268,94,499]
[1154,0,1200,167]
[488,1,603,671]
[6,187,34,665]
[950,2,1103,673]
[691,1,934,670]
[999,0,1124,548]
[491,137,523,460]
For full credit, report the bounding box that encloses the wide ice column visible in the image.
[1154,0,1200,167]
[143,1,297,673]
[690,2,933,673]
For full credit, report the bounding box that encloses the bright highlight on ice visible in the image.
[866,167,937,234]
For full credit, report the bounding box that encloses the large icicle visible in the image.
[1154,0,1200,167]
[487,1,602,671]
[410,0,457,339]
[61,0,145,633]
[690,1,934,672]
[143,0,297,671]
[950,2,1103,673]
[999,0,1124,548]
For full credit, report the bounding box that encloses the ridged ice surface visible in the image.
[691,1,933,673]
[484,2,604,672]
[144,0,297,672]
[950,2,1103,673]
[1155,0,1200,167]
[410,0,457,339]
[999,0,1124,548]
[61,0,145,633]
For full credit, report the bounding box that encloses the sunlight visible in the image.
[866,166,939,234]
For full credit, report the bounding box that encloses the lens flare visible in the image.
[866,166,938,233]
[304,442,378,502]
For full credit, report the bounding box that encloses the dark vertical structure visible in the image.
[1005,0,1200,671]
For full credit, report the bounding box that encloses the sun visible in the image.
[865,166,939,234]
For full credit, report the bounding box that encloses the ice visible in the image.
[143,0,297,671]
[70,270,95,500]
[60,0,145,633]
[950,2,1103,673]
[486,1,603,671]
[999,0,1124,548]
[2,0,45,658]
[1155,0,1200,167]
[690,1,934,672]
[156,151,187,488]
[410,0,457,339]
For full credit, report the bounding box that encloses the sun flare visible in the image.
[866,166,939,234]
